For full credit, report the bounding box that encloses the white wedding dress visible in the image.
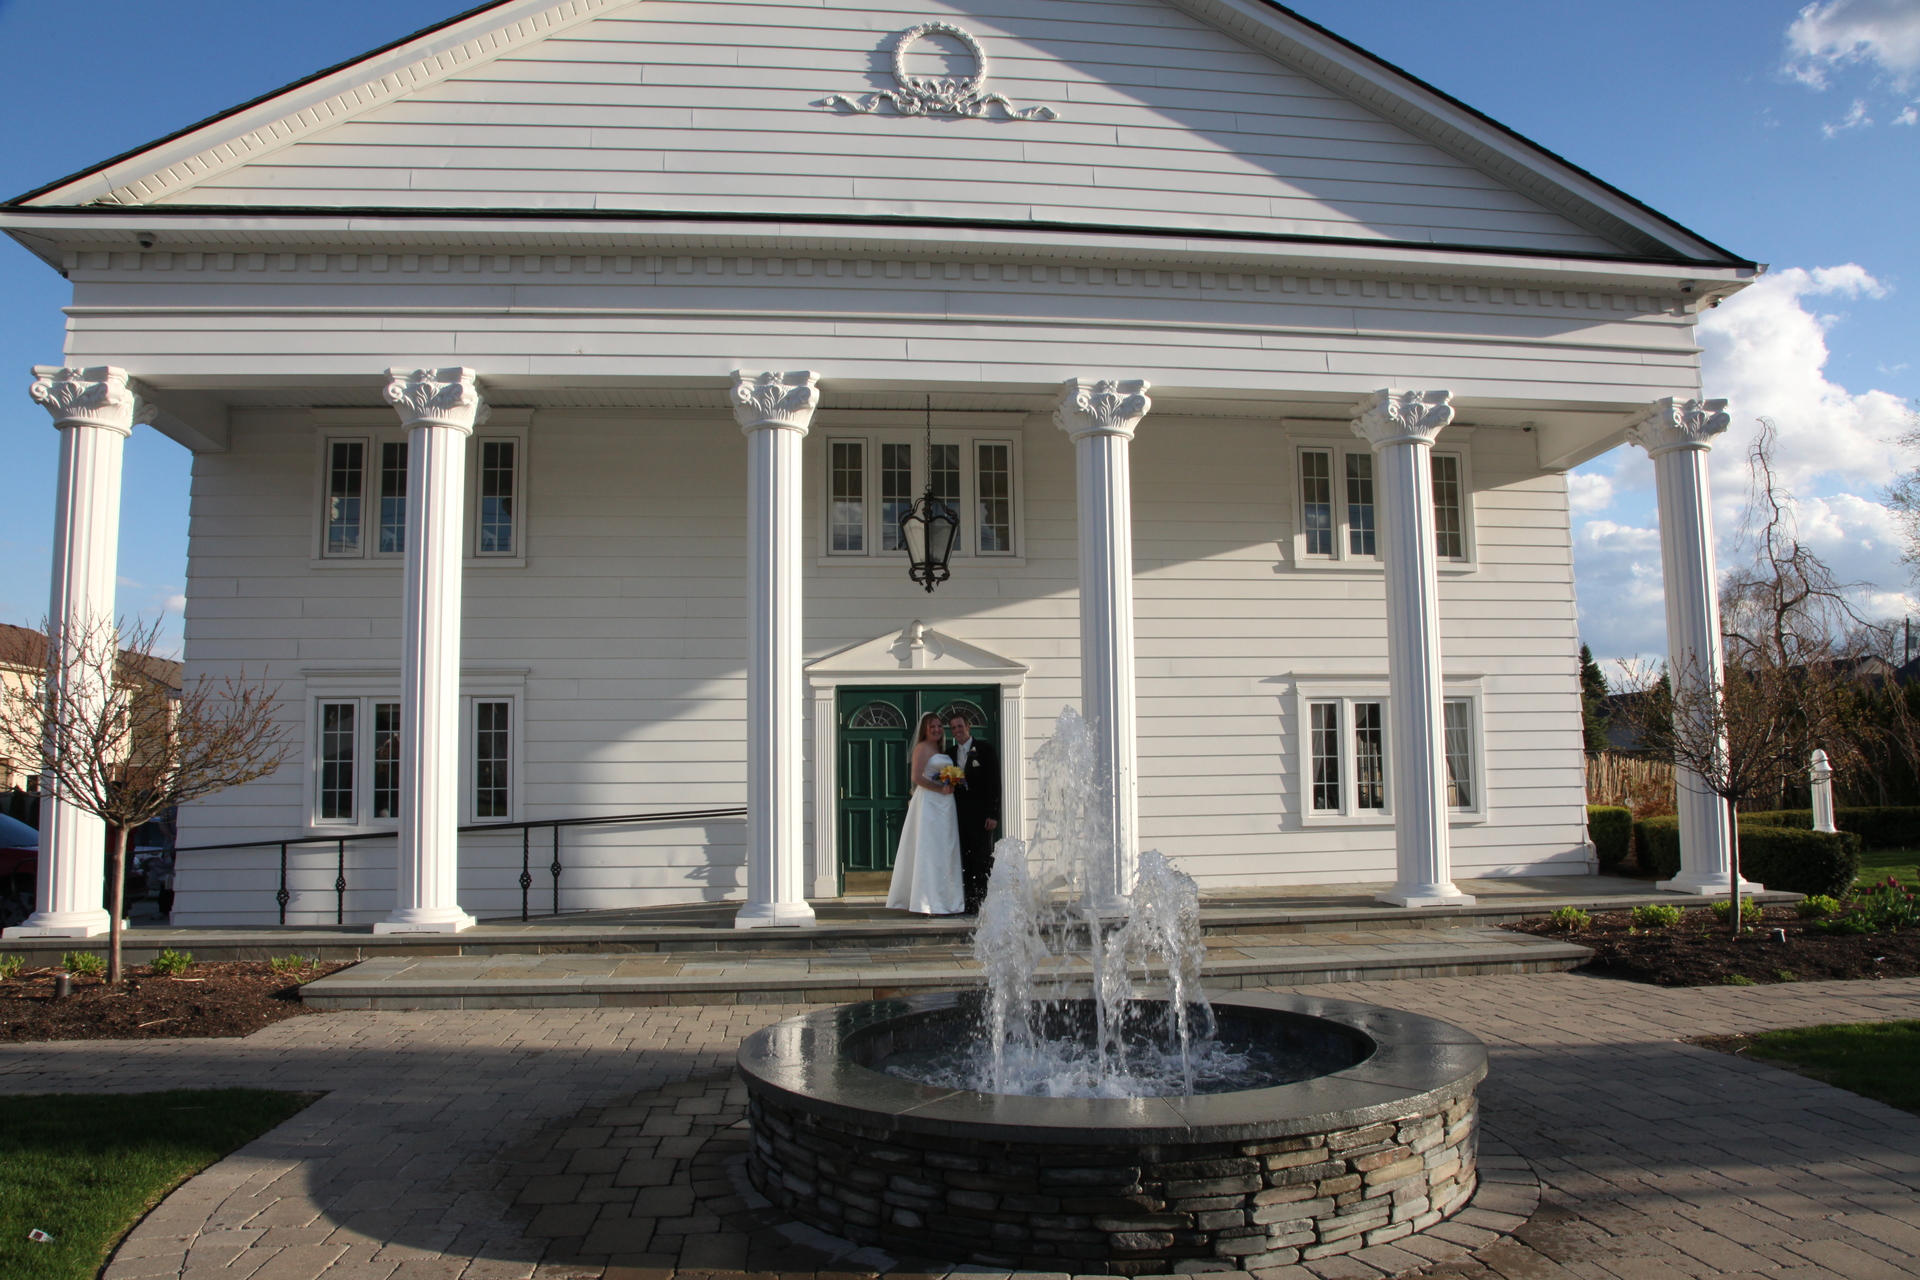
[886,752,965,915]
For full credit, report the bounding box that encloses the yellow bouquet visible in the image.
[937,764,966,787]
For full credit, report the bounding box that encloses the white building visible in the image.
[1,0,1757,934]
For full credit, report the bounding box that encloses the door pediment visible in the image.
[807,621,1027,680]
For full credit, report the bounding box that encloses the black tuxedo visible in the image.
[950,736,1002,911]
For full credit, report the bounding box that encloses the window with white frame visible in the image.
[822,432,1020,559]
[310,693,516,826]
[318,431,524,561]
[1292,443,1472,566]
[1296,688,1483,822]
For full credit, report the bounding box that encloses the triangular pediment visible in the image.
[10,0,1741,264]
[807,623,1027,679]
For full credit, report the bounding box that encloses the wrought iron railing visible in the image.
[171,807,748,925]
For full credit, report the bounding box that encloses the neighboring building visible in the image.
[1,0,1759,932]
[0,624,48,792]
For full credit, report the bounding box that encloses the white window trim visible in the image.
[309,408,532,569]
[812,419,1027,567]
[1290,676,1488,826]
[298,666,528,833]
[1281,424,1477,573]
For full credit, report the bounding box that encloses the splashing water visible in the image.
[886,707,1238,1098]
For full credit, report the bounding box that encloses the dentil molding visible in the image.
[1054,378,1152,441]
[1626,397,1729,457]
[818,22,1058,121]
[1350,389,1455,449]
[731,370,821,433]
[29,365,155,435]
[384,367,490,432]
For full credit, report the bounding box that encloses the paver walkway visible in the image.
[3,973,1917,1280]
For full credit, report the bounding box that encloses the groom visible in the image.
[948,713,1001,913]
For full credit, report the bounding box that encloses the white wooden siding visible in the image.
[172,405,1586,924]
[155,0,1625,254]
[63,261,1704,411]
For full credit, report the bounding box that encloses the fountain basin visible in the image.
[737,990,1487,1274]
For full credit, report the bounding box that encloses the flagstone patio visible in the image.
[6,971,1914,1280]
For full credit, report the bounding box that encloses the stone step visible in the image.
[1,875,1793,966]
[298,925,1591,1009]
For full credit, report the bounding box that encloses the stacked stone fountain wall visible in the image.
[747,1085,1478,1275]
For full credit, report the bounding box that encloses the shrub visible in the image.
[1633,815,1860,898]
[1724,974,1756,986]
[1588,806,1633,872]
[0,954,22,981]
[1712,898,1764,925]
[1547,906,1592,932]
[1796,895,1841,919]
[63,950,105,977]
[1738,807,1920,851]
[150,948,194,977]
[1631,903,1682,928]
[269,955,314,974]
[1738,826,1863,898]
[1635,816,1683,880]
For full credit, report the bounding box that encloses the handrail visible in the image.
[173,807,747,926]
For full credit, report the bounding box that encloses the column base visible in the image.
[1376,885,1476,909]
[4,909,113,938]
[1657,874,1765,896]
[373,908,477,934]
[734,900,818,929]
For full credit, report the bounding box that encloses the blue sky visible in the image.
[1,0,1915,666]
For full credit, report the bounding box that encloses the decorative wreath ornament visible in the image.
[818,22,1059,121]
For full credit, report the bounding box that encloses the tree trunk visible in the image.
[106,823,126,986]
[1728,796,1742,939]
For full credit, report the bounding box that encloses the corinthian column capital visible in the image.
[29,366,153,436]
[730,370,821,433]
[1627,397,1729,457]
[384,367,490,433]
[1053,377,1151,441]
[1350,388,1453,450]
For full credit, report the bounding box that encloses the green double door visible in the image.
[836,684,998,890]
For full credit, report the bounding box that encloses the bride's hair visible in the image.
[916,712,942,745]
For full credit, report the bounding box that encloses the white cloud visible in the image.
[1567,472,1615,514]
[1572,520,1670,660]
[1897,104,1920,123]
[1787,0,1920,89]
[1697,264,1911,498]
[1823,97,1875,133]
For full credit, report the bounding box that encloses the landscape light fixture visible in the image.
[898,396,958,593]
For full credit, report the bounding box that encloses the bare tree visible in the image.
[0,617,292,983]
[1617,423,1877,933]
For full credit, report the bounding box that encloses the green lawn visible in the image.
[1857,847,1920,892]
[1742,1021,1920,1116]
[0,1089,315,1280]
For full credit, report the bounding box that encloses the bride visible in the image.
[886,712,966,916]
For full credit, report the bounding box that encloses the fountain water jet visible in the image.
[737,707,1490,1273]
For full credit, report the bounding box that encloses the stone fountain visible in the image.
[738,710,1487,1274]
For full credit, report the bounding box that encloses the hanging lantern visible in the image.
[899,489,958,592]
[899,395,958,593]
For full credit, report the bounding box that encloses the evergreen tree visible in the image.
[1579,644,1610,755]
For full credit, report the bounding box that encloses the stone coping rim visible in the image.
[735,988,1487,1145]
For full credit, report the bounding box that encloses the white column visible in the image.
[5,367,144,939]
[373,368,486,934]
[1628,397,1760,895]
[733,371,819,928]
[1810,749,1837,833]
[1054,378,1151,903]
[809,682,838,900]
[1351,389,1474,908]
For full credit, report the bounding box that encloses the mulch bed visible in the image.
[0,960,349,1042]
[1505,906,1920,986]
[1505,905,1920,990]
